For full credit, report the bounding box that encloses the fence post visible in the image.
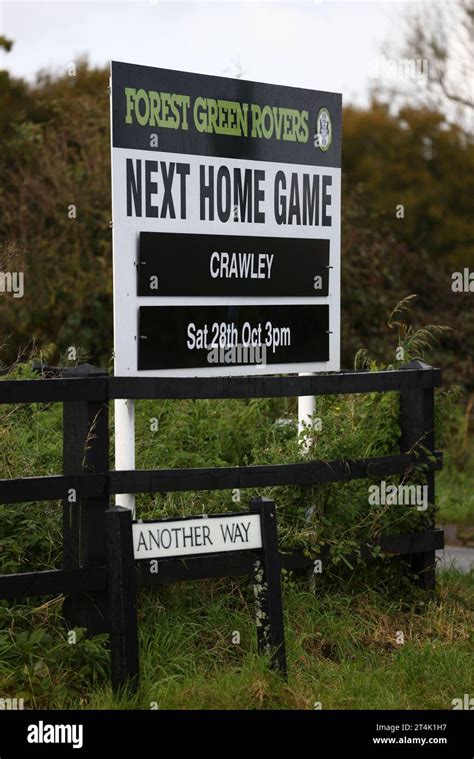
[62,364,110,633]
[250,497,287,677]
[399,360,437,590]
[106,506,139,693]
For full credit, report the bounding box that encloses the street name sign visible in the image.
[133,512,262,560]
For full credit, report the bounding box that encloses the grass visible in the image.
[437,457,474,527]
[0,568,472,710]
[0,359,473,710]
[437,391,474,527]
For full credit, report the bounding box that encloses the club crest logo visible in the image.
[315,107,332,151]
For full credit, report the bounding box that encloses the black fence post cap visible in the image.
[62,364,109,377]
[400,359,434,371]
[31,361,109,378]
[105,505,133,517]
[250,496,276,513]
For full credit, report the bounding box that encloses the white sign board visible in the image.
[133,513,262,560]
[110,61,342,377]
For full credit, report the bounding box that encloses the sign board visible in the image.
[110,62,341,376]
[133,512,262,560]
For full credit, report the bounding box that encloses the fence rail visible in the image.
[0,363,441,404]
[0,359,444,691]
[0,452,443,503]
[0,531,446,600]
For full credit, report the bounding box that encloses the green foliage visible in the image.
[0,619,109,707]
[0,298,462,578]
[0,570,472,709]
[0,310,471,709]
[387,295,451,365]
[0,36,13,52]
[245,390,439,564]
[130,386,420,558]
[0,64,473,388]
[343,102,474,271]
[341,192,474,389]
[0,62,111,368]
[0,42,472,714]
[436,390,474,525]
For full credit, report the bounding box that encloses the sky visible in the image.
[0,0,422,107]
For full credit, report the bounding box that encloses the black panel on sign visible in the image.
[138,305,329,371]
[137,232,329,297]
[111,62,342,169]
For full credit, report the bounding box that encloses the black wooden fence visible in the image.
[0,360,444,691]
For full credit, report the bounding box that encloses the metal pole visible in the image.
[114,398,136,515]
[298,372,316,447]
